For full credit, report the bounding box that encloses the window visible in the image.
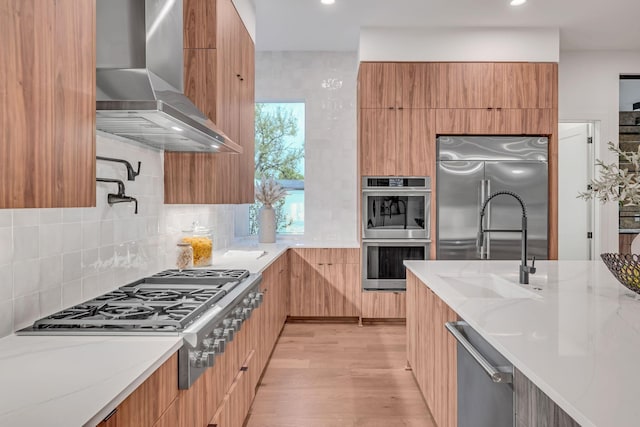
[250,102,305,234]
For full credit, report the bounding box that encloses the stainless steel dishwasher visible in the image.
[446,321,514,427]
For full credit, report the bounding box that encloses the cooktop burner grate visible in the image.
[149,269,250,282]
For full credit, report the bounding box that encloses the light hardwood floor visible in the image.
[245,323,436,427]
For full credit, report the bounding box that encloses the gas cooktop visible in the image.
[25,269,250,333]
[18,268,263,389]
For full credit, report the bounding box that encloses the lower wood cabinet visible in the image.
[514,368,580,427]
[96,353,179,427]
[361,290,406,319]
[96,251,291,427]
[289,248,360,317]
[406,271,458,427]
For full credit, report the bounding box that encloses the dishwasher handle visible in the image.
[445,321,513,384]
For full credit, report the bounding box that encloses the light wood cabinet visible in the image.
[436,108,554,135]
[96,354,179,427]
[0,0,96,208]
[164,0,255,205]
[183,0,216,49]
[435,62,496,109]
[435,62,556,109]
[210,350,256,427]
[360,108,435,176]
[289,248,361,317]
[406,270,458,427]
[494,62,556,109]
[361,291,406,319]
[359,62,435,109]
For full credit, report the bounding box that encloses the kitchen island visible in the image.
[405,260,640,427]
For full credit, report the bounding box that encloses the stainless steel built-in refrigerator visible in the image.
[436,136,548,260]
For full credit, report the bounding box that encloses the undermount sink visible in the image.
[438,273,542,299]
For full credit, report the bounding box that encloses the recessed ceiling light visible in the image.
[321,0,335,5]
[171,126,183,132]
[510,0,526,5]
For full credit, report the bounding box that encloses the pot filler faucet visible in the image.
[477,191,536,284]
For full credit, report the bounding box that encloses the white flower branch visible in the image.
[580,142,640,206]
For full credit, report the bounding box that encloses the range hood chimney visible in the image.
[95,0,242,153]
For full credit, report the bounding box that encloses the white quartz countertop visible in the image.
[0,238,355,426]
[0,335,182,427]
[404,260,640,427]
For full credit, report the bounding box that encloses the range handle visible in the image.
[445,321,513,384]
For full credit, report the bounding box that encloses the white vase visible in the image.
[258,206,276,243]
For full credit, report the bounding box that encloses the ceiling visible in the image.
[255,0,640,51]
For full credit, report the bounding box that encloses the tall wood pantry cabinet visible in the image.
[164,0,255,205]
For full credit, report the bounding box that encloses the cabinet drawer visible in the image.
[361,291,406,319]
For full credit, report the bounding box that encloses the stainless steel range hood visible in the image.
[96,0,242,153]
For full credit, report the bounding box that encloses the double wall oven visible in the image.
[362,177,431,291]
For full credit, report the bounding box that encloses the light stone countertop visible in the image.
[0,238,358,427]
[404,260,640,427]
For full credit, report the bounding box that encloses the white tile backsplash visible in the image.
[13,260,40,297]
[0,228,12,265]
[0,134,236,338]
[254,51,358,243]
[39,224,63,258]
[0,300,13,337]
[13,226,39,260]
[0,264,13,301]
[13,293,39,330]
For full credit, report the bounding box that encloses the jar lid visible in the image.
[177,242,191,247]
[182,221,212,235]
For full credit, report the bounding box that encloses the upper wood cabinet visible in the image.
[360,109,435,176]
[0,0,96,209]
[435,108,554,135]
[359,62,436,109]
[435,62,557,109]
[435,63,495,109]
[495,62,556,109]
[184,0,216,49]
[165,0,255,205]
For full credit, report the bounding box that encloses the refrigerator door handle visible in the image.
[478,179,488,260]
[485,179,491,260]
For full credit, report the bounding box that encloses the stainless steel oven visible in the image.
[362,240,430,290]
[362,177,431,240]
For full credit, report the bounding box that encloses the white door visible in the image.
[558,122,594,260]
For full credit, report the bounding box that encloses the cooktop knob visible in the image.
[214,338,226,353]
[213,328,224,338]
[190,351,210,368]
[242,297,251,306]
[242,307,252,319]
[255,292,264,303]
[232,318,243,330]
[223,328,234,341]
[223,318,233,328]
[248,292,256,299]
[250,298,259,309]
[202,338,214,350]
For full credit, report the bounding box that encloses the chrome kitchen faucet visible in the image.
[477,191,536,284]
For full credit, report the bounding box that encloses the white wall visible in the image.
[0,135,236,338]
[253,51,358,243]
[359,27,559,62]
[232,0,256,42]
[559,50,640,254]
[620,79,640,111]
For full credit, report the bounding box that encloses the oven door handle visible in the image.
[445,321,513,384]
[362,239,431,245]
